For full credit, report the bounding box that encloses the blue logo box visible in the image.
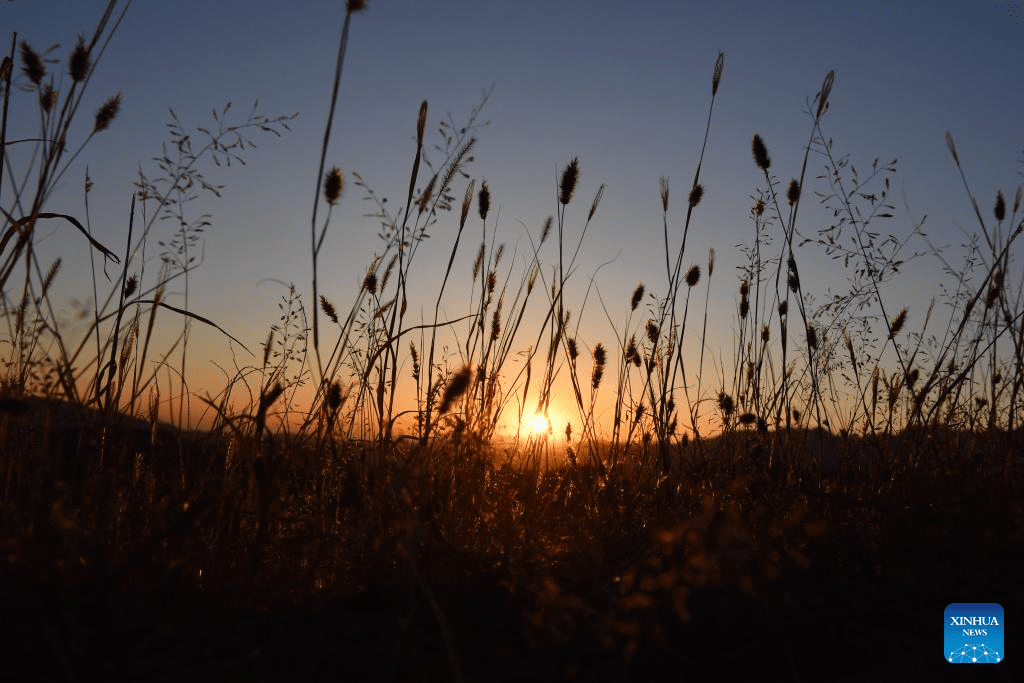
[945,603,1003,663]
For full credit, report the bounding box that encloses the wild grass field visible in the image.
[2,2,1022,680]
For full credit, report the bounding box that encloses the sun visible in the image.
[529,413,550,434]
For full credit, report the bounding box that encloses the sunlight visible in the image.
[529,413,550,435]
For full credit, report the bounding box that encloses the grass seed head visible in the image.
[19,41,44,86]
[559,157,580,206]
[659,177,669,212]
[712,51,725,96]
[815,70,835,119]
[472,243,485,281]
[541,216,552,244]
[646,320,659,345]
[417,173,437,214]
[324,166,344,205]
[567,337,579,361]
[409,342,420,381]
[685,265,701,288]
[752,134,771,171]
[460,179,475,229]
[69,34,90,82]
[439,366,472,414]
[320,295,339,324]
[123,274,138,299]
[625,335,639,364]
[327,381,343,411]
[363,269,378,295]
[986,268,1003,309]
[718,392,734,416]
[588,183,605,222]
[346,0,369,12]
[478,180,490,221]
[40,84,57,113]
[263,329,274,367]
[592,342,606,390]
[416,99,427,147]
[707,248,715,276]
[93,92,122,133]
[787,179,800,205]
[945,131,960,167]
[688,184,704,208]
[631,282,645,311]
[888,308,907,339]
[806,324,818,350]
[994,190,1006,222]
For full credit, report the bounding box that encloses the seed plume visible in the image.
[460,179,475,229]
[69,34,90,82]
[815,70,835,119]
[630,283,645,311]
[540,216,553,244]
[324,166,344,205]
[588,183,605,222]
[93,92,122,133]
[945,131,960,167]
[685,265,701,288]
[718,392,734,416]
[712,51,725,96]
[888,308,908,339]
[478,180,490,221]
[20,41,44,86]
[994,190,1006,222]
[592,343,607,390]
[688,184,704,208]
[559,157,580,206]
[752,134,771,171]
[416,99,427,147]
[787,179,800,205]
[439,366,472,414]
[320,295,339,324]
[806,324,818,350]
[646,321,659,345]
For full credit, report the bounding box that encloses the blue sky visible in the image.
[3,1,1022,435]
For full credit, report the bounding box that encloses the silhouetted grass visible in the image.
[2,3,1022,681]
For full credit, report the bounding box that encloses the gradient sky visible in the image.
[3,1,1022,437]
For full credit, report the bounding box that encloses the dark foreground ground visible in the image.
[4,540,1021,682]
[2,398,1022,681]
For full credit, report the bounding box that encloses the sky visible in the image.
[2,0,1022,439]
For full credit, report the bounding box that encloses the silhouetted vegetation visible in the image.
[2,3,1021,680]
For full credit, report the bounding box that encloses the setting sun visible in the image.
[529,413,550,434]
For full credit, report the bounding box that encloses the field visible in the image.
[2,3,1022,680]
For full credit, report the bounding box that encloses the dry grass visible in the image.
[2,3,1022,681]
